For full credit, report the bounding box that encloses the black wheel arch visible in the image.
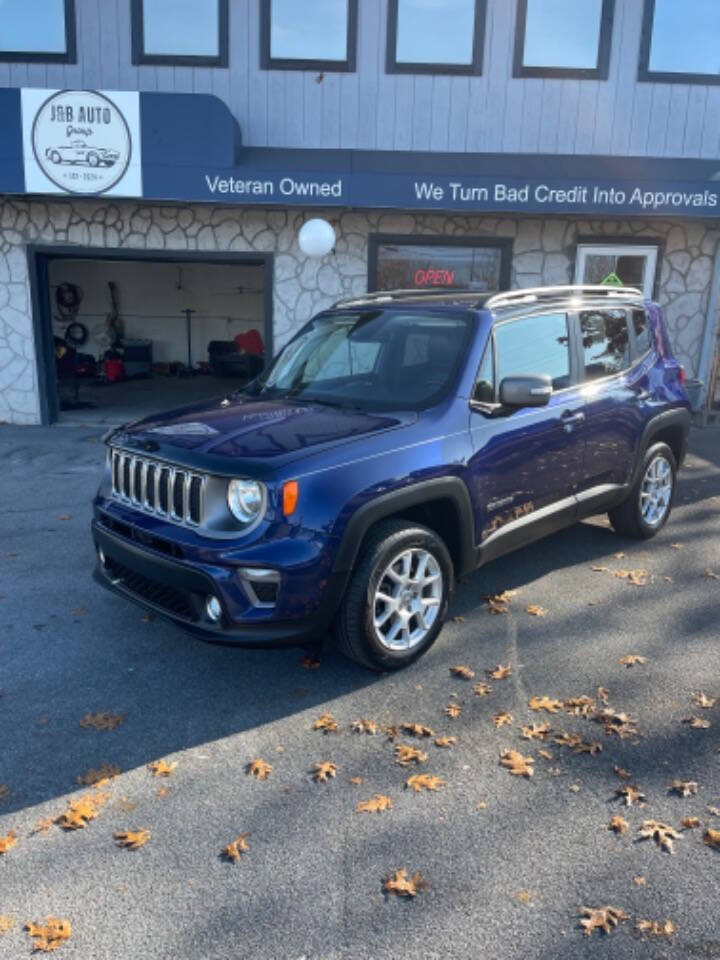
[630,407,690,487]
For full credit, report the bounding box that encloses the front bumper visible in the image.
[92,520,343,648]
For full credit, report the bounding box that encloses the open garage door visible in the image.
[30,248,273,425]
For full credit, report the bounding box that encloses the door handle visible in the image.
[559,410,585,430]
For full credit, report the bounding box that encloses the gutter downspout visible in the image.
[696,237,720,417]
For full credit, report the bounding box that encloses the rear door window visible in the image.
[580,309,631,380]
[494,312,571,391]
[632,308,652,357]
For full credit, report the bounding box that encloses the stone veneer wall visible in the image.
[1,197,718,423]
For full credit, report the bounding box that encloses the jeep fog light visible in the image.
[205,595,222,622]
[227,478,265,524]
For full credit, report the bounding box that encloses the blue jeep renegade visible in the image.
[93,285,690,670]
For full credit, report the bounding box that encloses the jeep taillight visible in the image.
[679,366,686,386]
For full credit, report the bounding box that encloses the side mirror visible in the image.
[499,374,552,408]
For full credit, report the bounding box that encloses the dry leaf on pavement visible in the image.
[356,794,393,813]
[246,758,273,780]
[0,916,14,934]
[25,917,72,952]
[444,703,462,719]
[500,749,534,777]
[493,711,513,729]
[579,905,630,936]
[222,834,249,862]
[488,664,512,680]
[609,815,628,834]
[406,774,445,793]
[394,744,428,766]
[79,712,125,731]
[525,604,547,617]
[114,829,151,850]
[434,736,457,748]
[614,766,632,781]
[615,784,646,807]
[618,654,647,667]
[682,716,711,729]
[565,696,595,718]
[76,764,120,787]
[681,817,701,830]
[692,691,717,708]
[668,779,698,797]
[0,831,18,854]
[400,722,435,738]
[313,713,339,733]
[473,682,493,697]
[351,719,377,734]
[148,760,177,778]
[56,793,108,830]
[638,820,680,853]
[528,696,563,713]
[31,818,54,835]
[450,665,474,679]
[637,919,676,938]
[384,868,428,897]
[704,568,720,580]
[597,686,610,705]
[312,761,337,783]
[522,722,551,740]
[703,827,720,849]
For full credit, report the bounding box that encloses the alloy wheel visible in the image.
[372,547,443,651]
[640,454,673,526]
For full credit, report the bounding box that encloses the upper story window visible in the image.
[386,0,485,75]
[0,0,75,63]
[261,0,358,72]
[513,0,615,79]
[639,0,720,84]
[131,0,229,66]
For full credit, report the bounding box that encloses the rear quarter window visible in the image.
[580,308,631,380]
[632,309,652,357]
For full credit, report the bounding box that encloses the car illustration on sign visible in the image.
[44,141,121,168]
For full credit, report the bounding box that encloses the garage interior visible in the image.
[43,254,269,425]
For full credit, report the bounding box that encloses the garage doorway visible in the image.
[29,247,273,426]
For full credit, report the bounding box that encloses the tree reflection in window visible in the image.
[580,309,630,379]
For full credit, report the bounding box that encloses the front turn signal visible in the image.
[282,480,299,516]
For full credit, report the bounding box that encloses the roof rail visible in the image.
[485,284,643,310]
[332,288,491,308]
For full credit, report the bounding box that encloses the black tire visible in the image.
[49,150,61,164]
[332,519,453,671]
[87,152,99,167]
[608,442,677,539]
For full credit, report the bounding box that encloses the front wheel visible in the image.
[608,442,677,539]
[333,519,453,670]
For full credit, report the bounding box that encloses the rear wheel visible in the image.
[333,519,453,670]
[608,442,677,539]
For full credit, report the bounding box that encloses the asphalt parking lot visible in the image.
[0,423,718,960]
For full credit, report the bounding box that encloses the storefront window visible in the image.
[132,0,227,65]
[371,239,510,293]
[514,0,614,78]
[262,0,358,71]
[387,0,484,74]
[574,244,659,299]
[640,0,720,82]
[0,0,74,61]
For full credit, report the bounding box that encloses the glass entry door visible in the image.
[574,244,658,298]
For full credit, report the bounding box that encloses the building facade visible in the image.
[1,0,720,424]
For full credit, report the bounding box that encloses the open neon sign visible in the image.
[413,268,457,287]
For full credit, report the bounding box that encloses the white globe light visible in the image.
[298,218,336,258]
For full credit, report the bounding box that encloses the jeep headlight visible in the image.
[227,479,266,525]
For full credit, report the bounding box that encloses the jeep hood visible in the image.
[110,395,417,473]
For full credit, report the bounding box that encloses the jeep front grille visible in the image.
[110,449,205,527]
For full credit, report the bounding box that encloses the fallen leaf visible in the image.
[300,656,321,670]
[434,736,457,748]
[704,568,720,580]
[488,664,512,680]
[668,778,698,797]
[615,784,646,808]
[31,818,54,835]
[573,740,603,756]
[612,568,649,586]
[444,703,461,719]
[618,654,648,667]
[25,917,72,952]
[406,773,445,793]
[400,722,434,738]
[703,827,720,848]
[594,708,639,739]
[525,604,547,617]
[591,565,610,573]
[692,691,717,709]
[670,543,684,550]
[597,686,610,706]
[148,760,177,778]
[492,711,513,729]
[614,766,632,781]
[476,801,488,810]
[707,806,720,817]
[514,889,533,904]
[312,761,337,783]
[633,876,646,886]
[156,787,170,797]
[500,749,533,777]
[0,831,18,854]
[382,725,398,741]
[579,905,629,936]
[681,817,701,830]
[682,716,711,729]
[0,915,14,934]
[356,794,393,813]
[637,919,676,938]
[564,696,595,718]
[450,665,474,680]
[79,712,125,731]
[638,819,680,853]
[384,868,428,898]
[473,682,493,697]
[246,758,273,780]
[349,776,364,785]
[313,713,339,733]
[609,815,628,834]
[662,575,674,583]
[528,696,564,713]
[56,793,108,830]
[222,834,249,862]
[394,744,428,766]
[538,749,553,760]
[569,782,581,793]
[114,828,151,850]
[76,764,120,787]
[522,722,551,741]
[351,719,377,734]
[451,615,466,623]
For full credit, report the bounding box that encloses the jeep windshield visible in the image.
[244,308,474,412]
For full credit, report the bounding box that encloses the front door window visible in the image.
[575,244,658,298]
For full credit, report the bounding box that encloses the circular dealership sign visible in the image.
[31,90,131,195]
